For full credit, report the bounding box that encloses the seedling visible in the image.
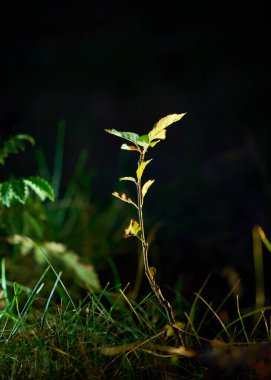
[106,113,186,346]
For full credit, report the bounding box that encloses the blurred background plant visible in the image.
[0,124,120,294]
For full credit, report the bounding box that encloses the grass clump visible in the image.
[0,265,198,379]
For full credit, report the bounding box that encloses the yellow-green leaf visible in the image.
[142,179,155,199]
[112,191,138,209]
[119,177,136,183]
[124,219,141,238]
[149,140,160,148]
[149,266,156,279]
[258,226,271,252]
[148,113,186,142]
[136,159,152,180]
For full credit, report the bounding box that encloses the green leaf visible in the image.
[15,134,35,145]
[8,236,100,290]
[11,179,28,204]
[0,134,35,165]
[0,182,12,207]
[136,159,152,180]
[119,177,136,183]
[148,113,186,143]
[24,176,55,201]
[149,140,160,148]
[105,129,140,145]
[112,191,138,209]
[63,252,101,290]
[124,219,141,238]
[0,176,54,207]
[138,134,149,143]
[105,129,148,148]
[43,242,101,290]
[142,179,155,199]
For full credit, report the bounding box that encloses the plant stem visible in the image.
[136,151,183,346]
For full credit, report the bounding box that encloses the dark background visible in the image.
[0,3,270,303]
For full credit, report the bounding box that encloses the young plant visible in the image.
[106,113,186,346]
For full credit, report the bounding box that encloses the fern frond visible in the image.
[24,176,55,202]
[11,179,29,204]
[0,176,55,207]
[0,134,35,165]
[0,181,12,207]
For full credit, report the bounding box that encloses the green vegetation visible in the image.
[1,118,271,379]
[0,134,54,206]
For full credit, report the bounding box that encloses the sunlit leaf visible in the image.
[136,159,152,180]
[165,321,186,338]
[101,343,137,356]
[105,129,139,144]
[60,252,100,290]
[119,176,136,183]
[101,340,196,357]
[105,129,148,148]
[142,179,155,199]
[121,144,141,152]
[112,191,138,209]
[33,241,100,290]
[149,140,160,148]
[151,343,196,357]
[138,134,149,143]
[148,113,186,143]
[124,219,141,238]
[149,266,156,279]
